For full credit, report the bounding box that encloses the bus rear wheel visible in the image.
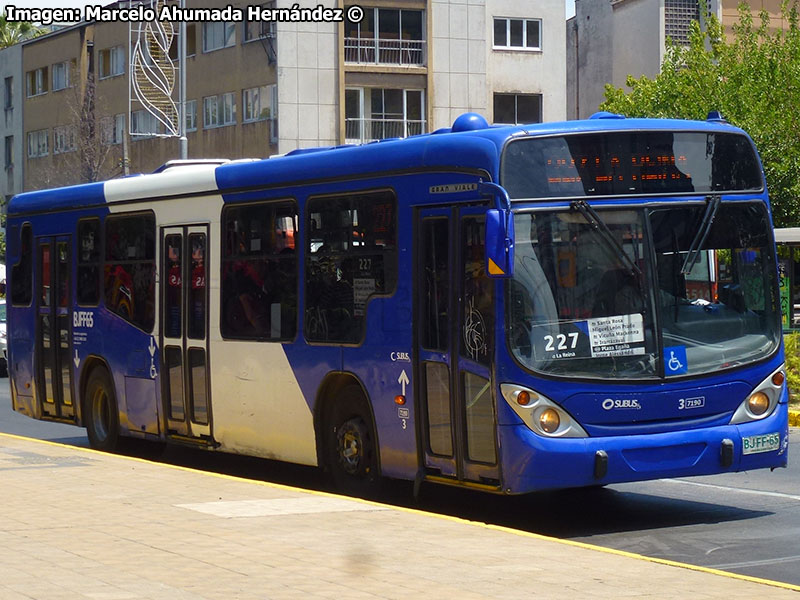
[84,367,120,452]
[326,387,379,496]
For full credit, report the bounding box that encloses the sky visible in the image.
[2,1,577,22]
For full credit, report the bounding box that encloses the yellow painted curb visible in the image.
[2,432,800,593]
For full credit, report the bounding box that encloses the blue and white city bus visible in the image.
[6,112,787,494]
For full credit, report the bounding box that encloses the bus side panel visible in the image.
[210,340,325,466]
[340,294,416,480]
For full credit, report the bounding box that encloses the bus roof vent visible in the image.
[589,111,625,120]
[285,146,336,157]
[707,110,728,123]
[153,159,230,173]
[452,113,489,132]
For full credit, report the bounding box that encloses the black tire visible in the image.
[84,367,120,452]
[325,386,380,496]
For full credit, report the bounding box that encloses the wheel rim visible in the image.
[91,386,110,442]
[337,418,368,476]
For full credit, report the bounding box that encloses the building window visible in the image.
[99,46,125,78]
[345,7,425,66]
[169,23,197,59]
[53,125,77,154]
[27,129,48,158]
[493,93,542,124]
[131,109,162,137]
[345,87,425,143]
[244,3,276,42]
[493,18,541,50]
[305,190,397,343]
[202,22,236,52]
[3,77,12,110]
[101,114,125,145]
[104,212,156,331]
[4,136,12,169]
[26,67,48,97]
[221,200,298,340]
[52,61,71,91]
[185,99,197,132]
[242,85,275,122]
[204,92,236,128]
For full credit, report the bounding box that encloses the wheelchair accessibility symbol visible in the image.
[664,346,688,375]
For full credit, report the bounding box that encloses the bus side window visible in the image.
[11,223,33,306]
[77,218,101,306]
[220,199,298,341]
[104,213,155,332]
[305,190,397,344]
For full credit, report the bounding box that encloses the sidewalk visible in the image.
[0,433,797,600]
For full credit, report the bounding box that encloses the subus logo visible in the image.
[602,398,642,410]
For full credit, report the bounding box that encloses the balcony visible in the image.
[345,118,426,144]
[344,37,426,67]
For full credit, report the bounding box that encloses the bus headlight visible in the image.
[501,384,587,438]
[729,365,785,424]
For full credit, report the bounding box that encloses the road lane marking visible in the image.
[660,478,800,502]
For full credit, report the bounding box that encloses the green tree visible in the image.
[601,2,800,226]
[0,17,44,48]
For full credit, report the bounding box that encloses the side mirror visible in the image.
[481,182,514,278]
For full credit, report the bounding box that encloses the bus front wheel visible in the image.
[326,387,379,495]
[84,367,120,452]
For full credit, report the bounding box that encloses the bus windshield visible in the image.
[507,202,780,379]
[501,131,763,199]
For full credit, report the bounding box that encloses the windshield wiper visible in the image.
[680,195,721,275]
[570,200,642,279]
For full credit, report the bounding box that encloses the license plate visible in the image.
[742,432,781,455]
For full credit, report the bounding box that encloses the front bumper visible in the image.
[499,402,788,494]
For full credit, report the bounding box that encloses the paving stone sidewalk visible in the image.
[0,433,796,600]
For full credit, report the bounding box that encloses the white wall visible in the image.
[487,0,566,123]
[0,44,23,201]
[276,0,338,153]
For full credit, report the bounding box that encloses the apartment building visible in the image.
[567,0,785,119]
[17,0,565,191]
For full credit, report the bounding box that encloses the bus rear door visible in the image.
[36,235,75,421]
[161,226,213,443]
[415,206,500,488]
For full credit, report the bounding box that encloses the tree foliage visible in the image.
[0,17,44,48]
[601,2,800,226]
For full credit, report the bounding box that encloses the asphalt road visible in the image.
[0,380,798,586]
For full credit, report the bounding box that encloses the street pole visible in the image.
[179,0,187,159]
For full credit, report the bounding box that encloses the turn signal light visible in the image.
[772,371,785,387]
[747,391,770,416]
[394,395,406,405]
[539,408,560,433]
[517,391,531,406]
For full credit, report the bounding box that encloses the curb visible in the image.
[790,409,800,427]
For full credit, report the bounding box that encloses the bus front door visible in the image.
[36,236,75,421]
[160,226,212,443]
[415,207,501,488]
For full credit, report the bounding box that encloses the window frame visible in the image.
[53,125,77,154]
[77,217,102,307]
[220,198,299,342]
[204,93,236,128]
[304,188,399,346]
[493,92,542,125]
[242,85,275,123]
[51,60,70,91]
[202,21,236,53]
[99,46,125,79]
[103,211,156,332]
[27,129,48,158]
[26,67,48,97]
[492,17,542,51]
